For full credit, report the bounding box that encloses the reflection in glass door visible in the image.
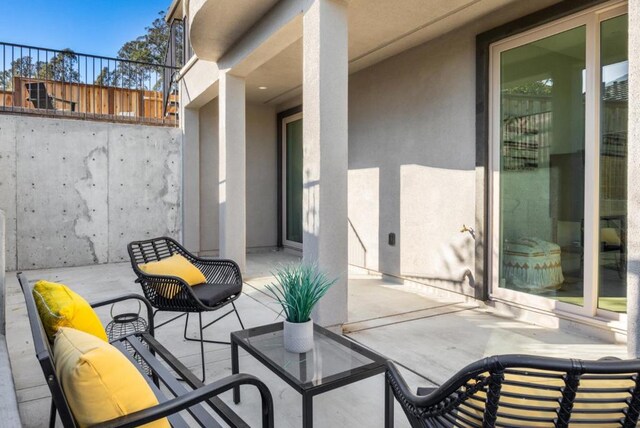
[498,26,586,305]
[491,5,629,317]
[598,14,628,313]
[283,113,303,247]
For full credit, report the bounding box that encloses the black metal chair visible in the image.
[386,355,640,427]
[127,236,244,381]
[25,82,76,111]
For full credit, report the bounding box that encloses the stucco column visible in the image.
[627,1,640,358]
[180,101,201,254]
[218,72,246,272]
[302,0,348,327]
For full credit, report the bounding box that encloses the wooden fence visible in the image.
[0,77,177,125]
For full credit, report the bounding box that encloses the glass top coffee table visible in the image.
[231,322,393,427]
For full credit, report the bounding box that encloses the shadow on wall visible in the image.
[402,231,476,296]
[347,154,477,297]
[346,36,479,297]
[348,218,367,268]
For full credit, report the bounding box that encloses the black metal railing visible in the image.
[163,18,185,118]
[0,42,179,125]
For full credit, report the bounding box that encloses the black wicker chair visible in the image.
[128,236,245,381]
[386,355,640,427]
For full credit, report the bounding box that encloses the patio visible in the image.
[6,251,626,427]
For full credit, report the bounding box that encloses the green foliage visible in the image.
[41,49,81,82]
[0,56,33,89]
[108,11,183,90]
[88,11,182,89]
[93,67,114,86]
[118,12,171,65]
[0,50,80,90]
[502,79,552,96]
[265,263,336,323]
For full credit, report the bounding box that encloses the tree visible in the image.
[111,11,183,90]
[94,67,115,86]
[503,79,553,97]
[10,56,38,77]
[0,56,40,89]
[0,50,80,89]
[119,12,170,65]
[38,49,80,82]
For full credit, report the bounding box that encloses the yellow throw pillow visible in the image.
[138,254,206,298]
[54,327,169,428]
[33,280,107,342]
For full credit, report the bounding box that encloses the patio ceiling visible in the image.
[236,0,562,104]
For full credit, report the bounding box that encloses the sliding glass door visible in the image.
[490,3,628,318]
[282,113,303,248]
[498,25,586,306]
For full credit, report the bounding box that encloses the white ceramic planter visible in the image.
[283,319,314,353]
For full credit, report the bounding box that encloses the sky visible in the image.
[0,0,170,58]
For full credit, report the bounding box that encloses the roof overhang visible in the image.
[166,0,184,22]
[189,0,280,61]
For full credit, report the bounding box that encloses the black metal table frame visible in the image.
[231,322,394,428]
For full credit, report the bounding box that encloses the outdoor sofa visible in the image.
[18,272,274,428]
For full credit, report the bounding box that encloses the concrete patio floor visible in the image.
[6,249,627,427]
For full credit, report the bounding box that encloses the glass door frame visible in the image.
[488,1,628,321]
[281,111,303,249]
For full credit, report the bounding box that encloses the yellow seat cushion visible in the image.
[54,327,169,428]
[33,280,107,342]
[139,254,206,298]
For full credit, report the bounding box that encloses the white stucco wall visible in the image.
[199,100,220,253]
[246,103,279,248]
[199,100,277,253]
[348,32,476,294]
[347,2,559,295]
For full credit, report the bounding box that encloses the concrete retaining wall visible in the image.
[0,115,182,270]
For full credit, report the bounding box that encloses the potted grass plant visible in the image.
[266,263,336,353]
